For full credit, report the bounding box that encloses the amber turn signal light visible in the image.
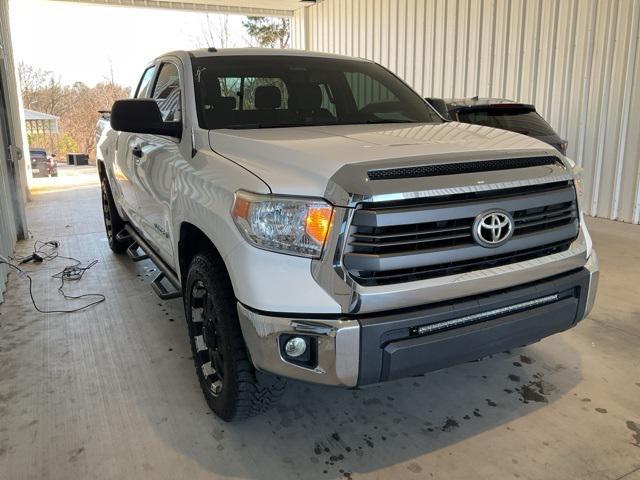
[305,206,333,245]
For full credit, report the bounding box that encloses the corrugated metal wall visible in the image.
[293,0,640,223]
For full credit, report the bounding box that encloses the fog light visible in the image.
[284,337,307,358]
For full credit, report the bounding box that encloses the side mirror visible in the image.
[425,97,451,120]
[110,99,181,138]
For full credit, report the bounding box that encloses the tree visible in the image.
[18,62,47,106]
[54,133,78,159]
[196,14,234,49]
[60,81,129,161]
[18,62,71,116]
[19,62,130,163]
[242,17,290,48]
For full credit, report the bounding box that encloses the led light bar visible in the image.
[412,294,560,336]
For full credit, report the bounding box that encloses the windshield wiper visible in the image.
[230,122,332,129]
[226,119,417,129]
[341,119,418,125]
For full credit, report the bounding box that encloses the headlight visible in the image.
[231,191,333,258]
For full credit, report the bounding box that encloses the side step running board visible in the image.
[126,242,149,262]
[152,272,182,300]
[115,229,132,243]
[124,225,182,300]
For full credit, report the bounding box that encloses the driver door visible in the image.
[132,61,183,265]
[114,64,157,224]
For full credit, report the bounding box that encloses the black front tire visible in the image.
[184,252,286,421]
[101,178,129,254]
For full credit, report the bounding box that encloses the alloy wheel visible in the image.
[101,185,113,241]
[190,280,224,396]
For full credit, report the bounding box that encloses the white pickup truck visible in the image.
[96,48,598,421]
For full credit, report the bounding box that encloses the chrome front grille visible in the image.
[513,201,577,235]
[344,181,579,286]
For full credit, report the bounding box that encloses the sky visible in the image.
[10,0,250,89]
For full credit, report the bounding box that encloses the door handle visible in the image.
[131,146,143,158]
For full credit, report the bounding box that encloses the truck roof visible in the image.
[156,48,373,63]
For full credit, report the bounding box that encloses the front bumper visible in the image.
[238,253,598,387]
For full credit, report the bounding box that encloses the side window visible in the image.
[319,83,337,116]
[152,63,182,122]
[135,66,156,99]
[218,76,241,103]
[218,77,288,110]
[345,71,398,110]
[246,77,288,110]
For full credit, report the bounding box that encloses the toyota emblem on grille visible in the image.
[473,210,514,248]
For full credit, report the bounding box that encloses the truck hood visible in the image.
[208,122,560,202]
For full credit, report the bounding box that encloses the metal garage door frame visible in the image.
[0,60,24,239]
[0,0,30,301]
[0,64,18,302]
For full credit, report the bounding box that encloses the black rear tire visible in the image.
[101,177,129,254]
[184,252,286,421]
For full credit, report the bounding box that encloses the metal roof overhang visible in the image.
[24,109,60,135]
[47,0,311,17]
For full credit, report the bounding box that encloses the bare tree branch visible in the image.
[195,14,234,49]
[19,62,130,162]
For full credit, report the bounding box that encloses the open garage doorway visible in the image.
[10,0,291,187]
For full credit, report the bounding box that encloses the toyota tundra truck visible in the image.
[96,48,598,421]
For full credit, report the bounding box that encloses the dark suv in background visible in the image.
[426,97,567,155]
[29,149,58,177]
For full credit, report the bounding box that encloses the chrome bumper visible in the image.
[237,304,361,387]
[239,252,599,387]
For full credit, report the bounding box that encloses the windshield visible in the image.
[192,55,442,129]
[456,108,558,137]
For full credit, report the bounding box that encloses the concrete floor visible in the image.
[0,166,639,480]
